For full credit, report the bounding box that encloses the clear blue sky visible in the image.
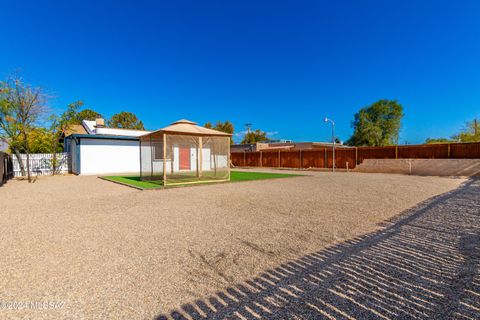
[1,0,479,143]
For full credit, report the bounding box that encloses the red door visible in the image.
[179,147,191,170]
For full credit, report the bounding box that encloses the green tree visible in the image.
[346,99,404,146]
[46,102,80,174]
[425,137,454,144]
[8,127,56,154]
[204,122,213,129]
[241,129,269,144]
[9,127,66,153]
[453,119,480,143]
[108,111,145,130]
[73,103,100,124]
[204,120,234,144]
[25,127,54,153]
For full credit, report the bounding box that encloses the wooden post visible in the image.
[163,134,167,183]
[139,138,142,179]
[447,143,451,158]
[199,137,203,177]
[395,145,398,159]
[243,150,246,167]
[299,150,302,169]
[324,148,327,168]
[278,150,281,167]
[227,137,231,181]
[170,145,174,174]
[150,135,154,179]
[355,147,358,165]
[260,151,263,167]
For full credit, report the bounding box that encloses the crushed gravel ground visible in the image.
[0,170,469,319]
[159,176,480,320]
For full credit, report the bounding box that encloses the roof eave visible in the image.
[140,130,232,137]
[67,134,140,141]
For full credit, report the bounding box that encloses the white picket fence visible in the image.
[12,153,69,177]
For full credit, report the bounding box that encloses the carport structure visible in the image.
[139,119,231,186]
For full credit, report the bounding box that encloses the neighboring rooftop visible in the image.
[0,138,8,152]
[64,118,151,138]
[231,141,348,152]
[63,124,87,136]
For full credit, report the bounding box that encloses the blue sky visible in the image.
[0,0,479,143]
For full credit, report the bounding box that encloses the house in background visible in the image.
[231,140,346,153]
[64,117,150,175]
[0,138,8,152]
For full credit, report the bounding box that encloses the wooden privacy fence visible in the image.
[12,153,69,177]
[0,152,14,186]
[231,142,480,169]
[235,149,357,169]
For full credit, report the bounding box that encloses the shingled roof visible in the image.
[144,119,232,137]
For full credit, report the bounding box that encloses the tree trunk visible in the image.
[51,151,57,176]
[23,132,31,183]
[26,152,31,182]
[51,137,57,176]
[13,148,25,176]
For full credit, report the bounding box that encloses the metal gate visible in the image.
[0,152,14,186]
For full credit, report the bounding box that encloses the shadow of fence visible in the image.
[156,178,480,320]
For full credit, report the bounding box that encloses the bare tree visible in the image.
[0,75,47,182]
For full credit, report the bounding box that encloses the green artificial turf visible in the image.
[102,170,300,190]
[102,175,163,189]
[230,171,299,181]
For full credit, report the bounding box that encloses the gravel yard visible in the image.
[0,170,467,319]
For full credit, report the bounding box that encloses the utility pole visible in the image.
[324,117,335,172]
[245,123,252,134]
[474,118,479,142]
[244,123,252,148]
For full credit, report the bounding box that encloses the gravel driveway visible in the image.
[158,177,480,320]
[0,170,469,319]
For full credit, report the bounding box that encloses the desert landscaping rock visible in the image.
[0,170,473,319]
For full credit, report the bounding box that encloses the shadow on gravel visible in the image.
[156,178,480,320]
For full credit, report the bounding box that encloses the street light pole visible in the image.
[324,117,335,172]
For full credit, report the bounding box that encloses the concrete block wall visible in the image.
[355,159,480,176]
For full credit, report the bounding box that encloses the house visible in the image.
[64,118,150,175]
[231,140,346,153]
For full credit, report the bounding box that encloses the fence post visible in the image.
[395,145,398,159]
[324,148,327,168]
[260,151,262,167]
[278,150,281,167]
[243,151,246,167]
[447,143,451,158]
[299,150,302,169]
[355,147,358,165]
